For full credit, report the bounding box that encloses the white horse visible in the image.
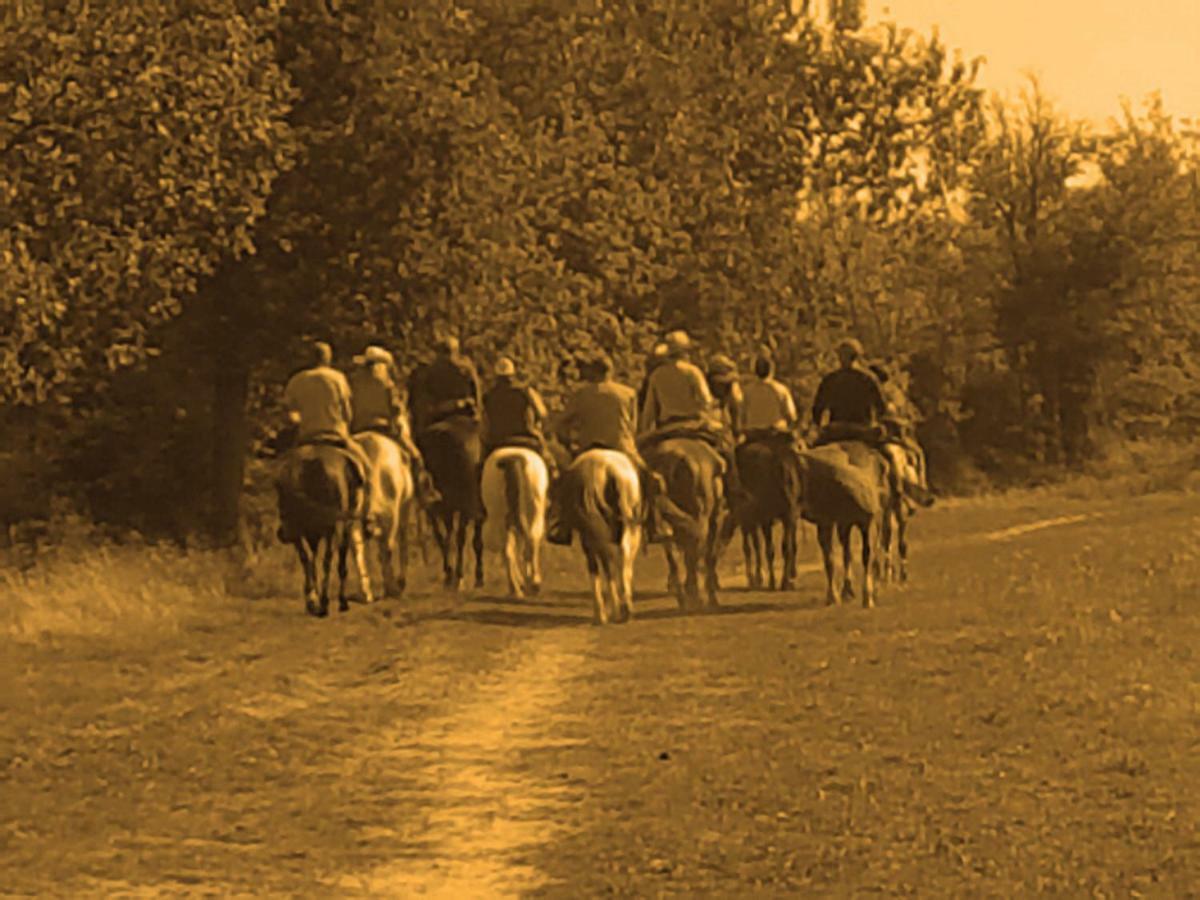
[481,447,549,598]
[563,449,643,626]
[356,431,416,598]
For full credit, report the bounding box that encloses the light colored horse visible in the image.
[878,440,933,584]
[563,449,643,626]
[355,431,415,598]
[481,447,549,598]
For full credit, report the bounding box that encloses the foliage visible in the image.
[0,0,296,404]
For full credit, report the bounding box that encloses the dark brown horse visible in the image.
[416,414,484,591]
[798,441,892,609]
[736,435,804,591]
[275,443,373,617]
[645,437,726,613]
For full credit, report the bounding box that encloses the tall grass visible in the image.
[0,511,228,644]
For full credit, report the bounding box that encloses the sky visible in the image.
[872,0,1200,128]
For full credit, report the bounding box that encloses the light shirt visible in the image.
[557,380,639,454]
[639,359,715,434]
[738,377,798,433]
[284,366,353,441]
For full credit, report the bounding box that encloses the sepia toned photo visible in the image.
[3,0,1197,895]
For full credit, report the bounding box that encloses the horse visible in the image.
[798,441,893,609]
[480,446,549,598]
[561,449,643,625]
[274,443,373,617]
[736,434,804,591]
[355,431,415,598]
[644,437,726,613]
[416,414,484,591]
[877,439,934,584]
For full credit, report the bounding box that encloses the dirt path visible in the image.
[329,630,590,897]
[3,491,1198,896]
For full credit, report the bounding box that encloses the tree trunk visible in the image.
[210,355,250,545]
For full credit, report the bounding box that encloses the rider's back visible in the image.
[565,380,638,451]
[814,367,884,425]
[285,366,351,441]
[349,369,396,434]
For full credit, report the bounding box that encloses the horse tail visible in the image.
[578,462,618,544]
[500,454,523,535]
[604,469,625,544]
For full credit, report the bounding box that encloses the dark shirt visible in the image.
[812,366,887,427]
[409,356,482,429]
[482,378,547,449]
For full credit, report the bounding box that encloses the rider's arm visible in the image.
[811,378,828,427]
[782,385,799,428]
[283,375,302,423]
[529,387,549,423]
[638,379,659,436]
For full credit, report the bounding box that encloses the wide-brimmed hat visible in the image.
[708,353,737,377]
[665,330,692,356]
[354,345,394,367]
[495,356,516,377]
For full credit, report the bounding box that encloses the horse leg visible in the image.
[451,514,468,591]
[704,520,720,610]
[318,534,335,616]
[781,518,798,591]
[505,526,522,598]
[337,527,352,613]
[817,523,838,607]
[529,528,543,596]
[473,518,484,589]
[861,521,876,609]
[585,546,608,626]
[838,522,855,601]
[683,535,702,613]
[663,542,684,606]
[763,521,777,591]
[349,524,374,608]
[298,540,321,616]
[620,528,639,623]
[742,527,757,589]
[895,504,909,583]
[395,502,409,596]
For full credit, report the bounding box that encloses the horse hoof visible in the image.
[339,601,350,613]
[305,600,321,617]
[529,582,541,597]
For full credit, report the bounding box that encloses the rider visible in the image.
[546,352,672,545]
[636,341,670,414]
[706,353,743,433]
[869,361,930,506]
[481,356,554,472]
[349,344,439,505]
[408,335,483,433]
[736,352,801,450]
[638,330,748,510]
[810,337,904,500]
[280,340,375,534]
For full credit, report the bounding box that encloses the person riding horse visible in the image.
[636,341,670,414]
[869,360,930,509]
[736,353,801,452]
[407,335,483,434]
[481,356,555,474]
[706,354,743,433]
[638,330,747,510]
[278,340,375,537]
[349,344,439,506]
[546,352,672,545]
[810,337,904,501]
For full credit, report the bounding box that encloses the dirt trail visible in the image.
[328,629,590,897]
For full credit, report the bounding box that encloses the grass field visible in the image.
[1,486,1198,896]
